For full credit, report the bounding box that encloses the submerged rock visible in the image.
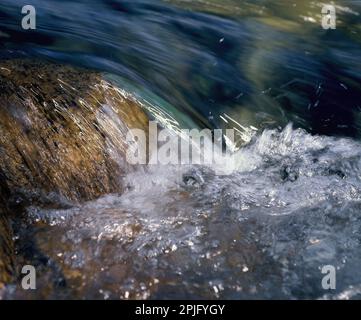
[0,59,149,204]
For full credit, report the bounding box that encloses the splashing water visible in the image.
[7,124,361,299]
[1,0,361,300]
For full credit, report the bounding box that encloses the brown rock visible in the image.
[0,213,13,292]
[0,59,149,203]
[0,59,150,290]
[0,176,14,293]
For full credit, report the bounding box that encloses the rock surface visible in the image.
[0,59,149,204]
[0,59,150,290]
[0,175,14,293]
[0,214,13,292]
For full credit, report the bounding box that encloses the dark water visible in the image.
[1,0,361,136]
[1,0,361,299]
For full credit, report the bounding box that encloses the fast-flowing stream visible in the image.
[1,0,361,299]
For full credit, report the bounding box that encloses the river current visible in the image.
[1,0,361,299]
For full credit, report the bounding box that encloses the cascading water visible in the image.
[1,0,361,300]
[6,124,361,299]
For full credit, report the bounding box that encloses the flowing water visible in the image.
[1,0,361,299]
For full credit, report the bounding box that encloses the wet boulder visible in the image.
[0,59,150,290]
[0,59,149,204]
